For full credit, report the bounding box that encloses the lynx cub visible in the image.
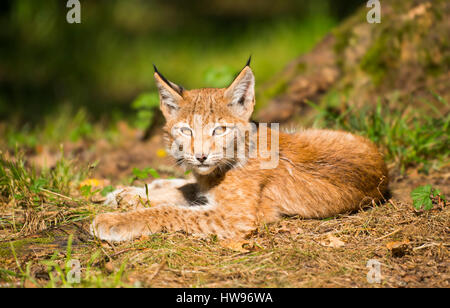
[90,60,388,241]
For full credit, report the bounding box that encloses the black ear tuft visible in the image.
[245,55,252,67]
[153,64,172,88]
[233,56,252,79]
[153,64,184,95]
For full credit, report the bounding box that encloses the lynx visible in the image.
[90,59,388,242]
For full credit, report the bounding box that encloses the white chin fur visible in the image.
[195,165,216,175]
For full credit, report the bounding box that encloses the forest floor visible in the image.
[0,126,448,288]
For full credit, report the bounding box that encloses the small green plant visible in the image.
[131,92,160,130]
[80,185,99,198]
[101,185,115,197]
[132,167,160,180]
[411,184,446,211]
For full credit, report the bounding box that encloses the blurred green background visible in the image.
[0,0,364,130]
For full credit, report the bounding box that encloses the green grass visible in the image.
[0,151,92,235]
[2,106,121,150]
[0,149,85,204]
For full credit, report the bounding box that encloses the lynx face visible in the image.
[169,113,241,175]
[154,62,255,175]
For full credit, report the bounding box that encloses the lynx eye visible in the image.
[179,127,193,136]
[212,126,228,136]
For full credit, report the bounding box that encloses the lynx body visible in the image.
[91,61,388,241]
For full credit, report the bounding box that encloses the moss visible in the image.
[0,235,55,258]
[422,4,450,76]
[332,6,368,70]
[332,5,367,39]
[360,25,401,86]
[333,28,352,56]
[295,62,307,74]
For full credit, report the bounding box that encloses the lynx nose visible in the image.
[195,154,208,163]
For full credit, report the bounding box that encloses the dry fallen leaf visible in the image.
[319,234,345,248]
[219,239,250,253]
[386,240,410,257]
[386,240,410,250]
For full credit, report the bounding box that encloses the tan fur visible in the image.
[91,64,388,242]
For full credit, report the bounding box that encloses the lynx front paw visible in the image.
[90,212,149,242]
[103,179,193,209]
[103,187,147,209]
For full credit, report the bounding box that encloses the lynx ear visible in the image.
[153,65,184,120]
[224,60,255,120]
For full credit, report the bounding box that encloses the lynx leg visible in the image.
[90,201,257,242]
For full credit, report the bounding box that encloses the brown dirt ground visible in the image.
[0,130,448,288]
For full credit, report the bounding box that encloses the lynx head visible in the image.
[154,59,255,175]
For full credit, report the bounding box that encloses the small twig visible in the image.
[375,227,402,241]
[412,242,446,251]
[39,188,75,201]
[388,199,399,210]
[110,248,136,258]
[376,175,388,201]
[100,246,113,260]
